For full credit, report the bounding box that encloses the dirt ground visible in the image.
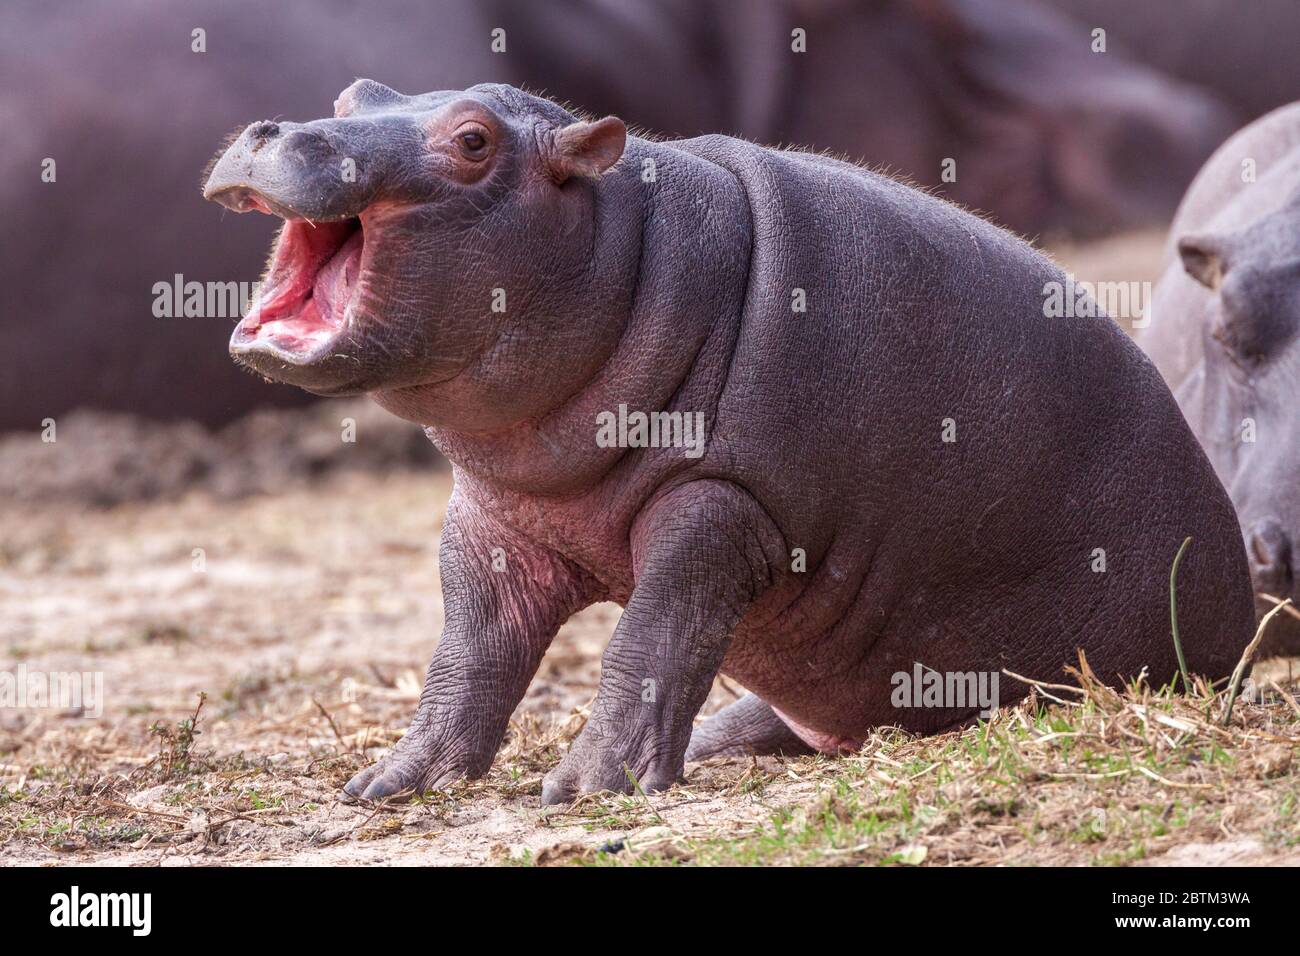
[3,468,1298,867]
[0,469,811,865]
[2,232,1298,866]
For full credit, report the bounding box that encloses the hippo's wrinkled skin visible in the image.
[1140,104,1300,655]
[206,81,1254,803]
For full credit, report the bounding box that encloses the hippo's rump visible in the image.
[667,135,1253,733]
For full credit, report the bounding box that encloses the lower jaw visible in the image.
[228,334,372,396]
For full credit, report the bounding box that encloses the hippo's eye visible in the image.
[456,129,489,158]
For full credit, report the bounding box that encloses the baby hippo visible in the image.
[1141,103,1300,655]
[205,81,1254,803]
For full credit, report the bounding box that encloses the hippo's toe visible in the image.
[540,737,681,805]
[539,778,574,807]
[342,747,470,802]
[342,764,382,800]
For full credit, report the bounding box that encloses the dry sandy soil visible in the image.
[2,468,1298,867]
[0,469,814,865]
[2,232,1298,866]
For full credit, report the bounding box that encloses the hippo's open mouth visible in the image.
[232,213,364,356]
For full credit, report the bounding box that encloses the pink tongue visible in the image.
[313,229,363,321]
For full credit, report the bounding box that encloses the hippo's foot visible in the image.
[540,480,786,805]
[342,728,475,801]
[342,503,591,803]
[540,720,685,806]
[685,693,815,761]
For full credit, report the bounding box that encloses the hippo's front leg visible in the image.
[541,481,784,804]
[345,495,590,800]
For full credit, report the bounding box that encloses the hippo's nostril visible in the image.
[281,128,338,161]
[249,121,280,140]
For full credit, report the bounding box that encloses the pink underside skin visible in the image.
[241,220,361,352]
[772,707,864,754]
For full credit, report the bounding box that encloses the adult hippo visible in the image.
[499,0,1237,237]
[0,0,508,431]
[1141,104,1300,655]
[2,0,1234,430]
[204,81,1253,800]
[1041,0,1300,120]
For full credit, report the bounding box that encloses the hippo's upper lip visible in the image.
[204,183,362,224]
[205,184,305,219]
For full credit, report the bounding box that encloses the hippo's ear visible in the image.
[545,117,626,184]
[1178,233,1226,291]
[334,79,406,117]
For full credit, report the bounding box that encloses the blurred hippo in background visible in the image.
[1042,0,1300,120]
[1141,104,1300,655]
[501,0,1236,236]
[2,0,1235,431]
[0,0,505,430]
